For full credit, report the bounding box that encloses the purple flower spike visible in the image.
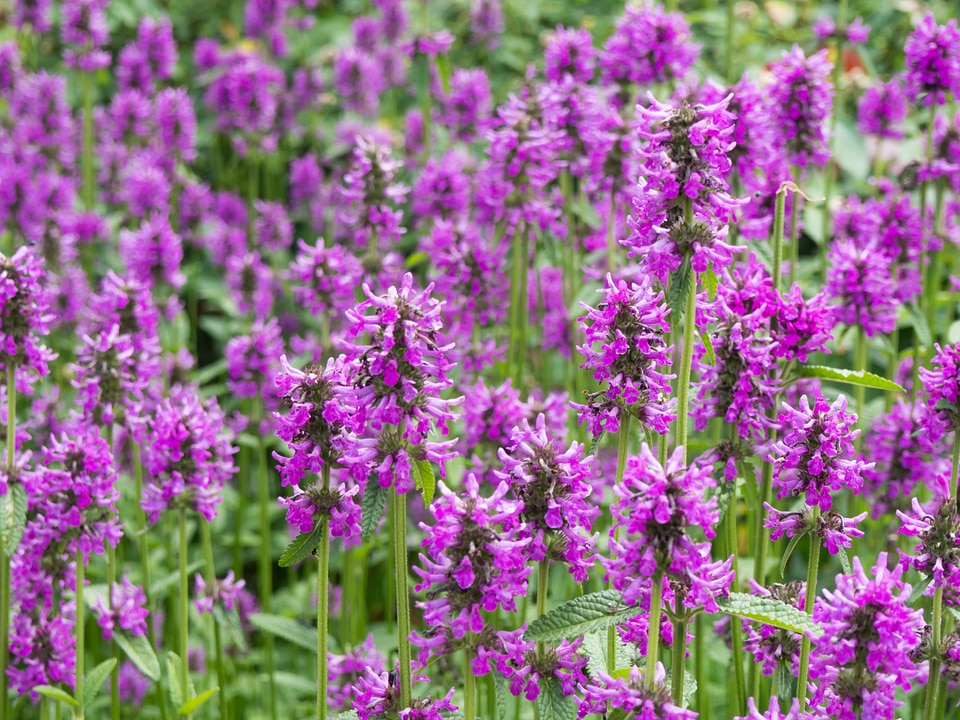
[577,664,695,720]
[920,342,960,433]
[858,76,907,140]
[92,578,149,641]
[545,25,595,83]
[0,247,55,397]
[904,12,960,108]
[768,46,834,169]
[771,393,871,512]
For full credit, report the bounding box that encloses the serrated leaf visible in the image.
[667,262,692,320]
[332,712,359,720]
[179,687,218,715]
[248,613,318,652]
[700,266,718,300]
[278,522,322,568]
[167,653,185,709]
[413,460,436,506]
[0,482,27,552]
[494,672,508,720]
[664,670,698,709]
[524,590,635,642]
[33,686,79,707]
[775,662,794,702]
[115,631,161,682]
[835,545,852,575]
[716,592,822,638]
[213,604,248,652]
[779,534,804,579]
[83,658,118,707]
[794,365,904,392]
[909,574,933,605]
[581,631,631,676]
[361,483,389,542]
[536,676,574,720]
[904,303,931,349]
[700,330,716,365]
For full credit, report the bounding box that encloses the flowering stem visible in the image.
[670,612,685,705]
[608,415,631,671]
[463,643,477,720]
[391,491,413,708]
[855,326,867,453]
[788,186,800,287]
[0,365,14,717]
[952,431,960,510]
[796,518,821,708]
[256,402,278,720]
[508,222,525,385]
[913,104,937,393]
[179,507,190,702]
[676,266,696,462]
[819,0,846,283]
[926,179,946,342]
[926,585,945,720]
[607,193,618,273]
[201,521,230,720]
[81,71,95,210]
[317,465,331,720]
[537,559,549,654]
[107,543,120,720]
[645,570,664,687]
[75,549,85,720]
[724,495,746,716]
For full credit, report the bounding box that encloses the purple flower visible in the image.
[354,665,457,720]
[411,475,531,663]
[442,68,492,143]
[117,17,177,92]
[0,247,55,396]
[486,629,587,701]
[341,273,462,495]
[575,273,674,437]
[328,635,386,711]
[599,2,698,102]
[411,149,472,223]
[91,578,149,641]
[809,553,924,720]
[768,46,834,169]
[225,317,284,429]
[858,76,907,139]
[12,0,52,32]
[825,237,898,337]
[278,475,361,543]
[288,238,362,326]
[61,0,110,71]
[338,137,408,253]
[741,580,805,677]
[920,342,960,432]
[333,47,384,117]
[898,496,960,589]
[194,570,246,615]
[735,697,808,720]
[119,215,185,290]
[496,415,598,581]
[770,393,870,512]
[155,87,198,163]
[577,664,695,720]
[545,25,595,83]
[903,12,960,107]
[764,504,866,555]
[627,93,744,283]
[225,251,277,319]
[469,0,503,50]
[604,444,732,614]
[117,661,150,706]
[141,387,236,523]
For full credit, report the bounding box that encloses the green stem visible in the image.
[726,503,746,717]
[927,180,946,342]
[645,570,664,686]
[537,559,549,657]
[855,326,867,453]
[608,415,631,671]
[317,465,331,720]
[179,507,189,704]
[256,401,278,720]
[695,613,709,720]
[820,0,845,283]
[796,520,821,708]
[0,365,13,717]
[788,187,800,287]
[676,267,696,461]
[464,644,477,720]
[75,549,85,720]
[607,193,618,273]
[82,71,95,210]
[516,228,530,387]
[724,0,735,82]
[508,223,524,384]
[202,521,229,720]
[952,432,960,510]
[927,585,945,720]
[392,492,413,708]
[108,544,120,720]
[671,612,685,705]
[913,104,937,393]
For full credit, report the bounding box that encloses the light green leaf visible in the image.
[909,574,933,605]
[0,482,27,552]
[153,561,205,599]
[775,661,794,702]
[665,670,698,709]
[115,631,162,682]
[278,522,323,568]
[667,262,692,321]
[361,482,389,542]
[167,653,185,709]
[212,604,248,652]
[535,675,575,720]
[700,266,718,300]
[577,195,602,231]
[413,459,437,506]
[779,534,804,580]
[33,686,79,708]
[494,672,509,720]
[835,545,852,575]
[904,303,931,349]
[405,251,430,269]
[716,592,822,638]
[179,687,219,715]
[524,590,635,642]
[83,658,118,707]
[435,53,452,95]
[700,331,716,366]
[794,365,904,392]
[274,671,316,695]
[248,613,318,652]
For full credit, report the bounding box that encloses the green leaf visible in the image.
[716,592,822,638]
[536,675,575,720]
[248,613,318,652]
[435,53,452,95]
[212,604,248,652]
[700,330,716,365]
[167,653,185,709]
[278,522,323,568]
[0,482,27,552]
[667,261,692,320]
[179,687,219,715]
[274,671,317,695]
[581,630,632,676]
[115,631,162,682]
[794,365,904,392]
[835,545,852,575]
[83,658,118,707]
[577,195,602,231]
[153,561,205,599]
[524,590,636,642]
[332,712,359,720]
[494,672,509,720]
[909,574,933,605]
[361,482,389,542]
[405,251,430,269]
[412,459,437,506]
[664,670,698,709]
[779,534,804,579]
[33,686,79,708]
[775,661,794,702]
[700,266,718,300]
[904,303,931,349]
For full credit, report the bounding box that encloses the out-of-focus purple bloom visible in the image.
[770,393,870,511]
[117,17,177,92]
[858,77,907,139]
[12,0,52,33]
[809,553,923,720]
[768,46,833,169]
[254,200,292,253]
[117,661,150,706]
[813,16,869,45]
[194,570,246,615]
[545,25,595,83]
[442,68,492,144]
[338,137,408,253]
[141,387,236,523]
[898,496,960,589]
[469,0,503,50]
[919,342,960,432]
[91,578,149,641]
[577,664,695,720]
[825,237,898,336]
[412,149,472,223]
[904,12,960,107]
[575,273,674,437]
[288,238,362,327]
[245,0,290,57]
[225,251,277,319]
[155,87,198,163]
[328,635,386,711]
[119,214,185,290]
[61,0,110,71]
[333,47,384,117]
[0,247,55,398]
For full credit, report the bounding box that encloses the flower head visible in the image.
[904,13,960,107]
